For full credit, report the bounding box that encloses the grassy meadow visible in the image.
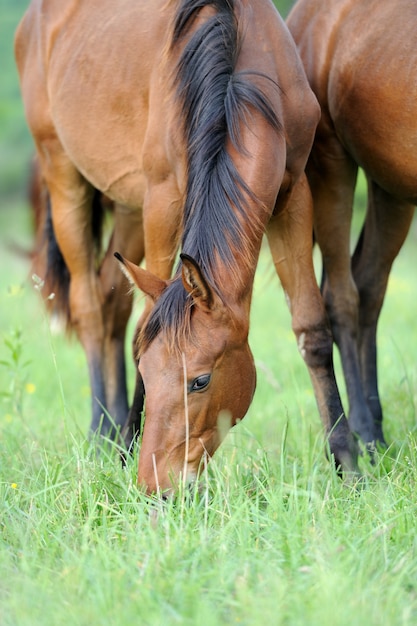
[1,1,417,625]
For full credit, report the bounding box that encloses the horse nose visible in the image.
[140,461,198,497]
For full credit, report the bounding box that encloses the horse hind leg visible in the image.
[308,142,381,450]
[352,179,414,445]
[37,141,114,435]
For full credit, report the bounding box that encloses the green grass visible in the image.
[1,200,417,625]
[2,1,417,624]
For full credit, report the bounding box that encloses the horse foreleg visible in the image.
[266,174,358,476]
[352,181,414,444]
[121,179,182,450]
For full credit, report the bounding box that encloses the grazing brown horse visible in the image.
[15,0,357,495]
[287,0,417,451]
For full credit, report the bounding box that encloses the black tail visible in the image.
[43,194,71,324]
[32,187,106,330]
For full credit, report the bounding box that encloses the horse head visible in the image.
[116,253,256,495]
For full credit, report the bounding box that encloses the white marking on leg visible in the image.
[298,332,306,359]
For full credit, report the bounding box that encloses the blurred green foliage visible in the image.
[0,0,33,200]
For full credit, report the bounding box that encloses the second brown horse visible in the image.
[288,0,417,452]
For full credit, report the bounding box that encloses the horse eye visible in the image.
[190,374,211,393]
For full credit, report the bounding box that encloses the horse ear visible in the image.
[114,252,167,301]
[180,253,214,311]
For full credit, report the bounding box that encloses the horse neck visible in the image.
[182,130,283,315]
[217,135,284,309]
[171,0,284,316]
[206,194,270,318]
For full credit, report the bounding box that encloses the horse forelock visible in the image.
[140,0,281,354]
[138,278,205,357]
[138,280,182,353]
